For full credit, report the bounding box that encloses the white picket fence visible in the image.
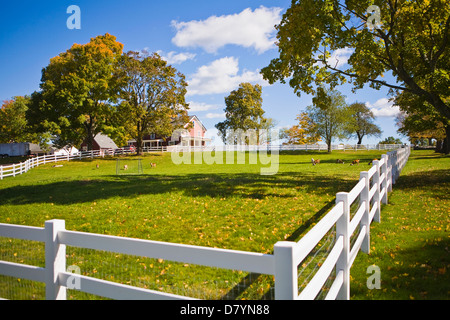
[0,146,410,300]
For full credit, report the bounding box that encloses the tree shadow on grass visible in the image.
[219,199,337,300]
[384,237,450,300]
[0,172,357,206]
[351,237,450,300]
[394,169,450,200]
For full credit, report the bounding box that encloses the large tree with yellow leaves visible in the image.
[29,33,123,149]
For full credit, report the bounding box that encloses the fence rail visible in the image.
[0,146,410,300]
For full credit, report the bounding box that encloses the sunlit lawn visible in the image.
[351,150,449,300]
[0,149,447,299]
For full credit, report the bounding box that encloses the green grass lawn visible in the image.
[350,150,449,300]
[0,149,448,300]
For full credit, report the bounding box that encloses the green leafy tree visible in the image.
[379,136,403,145]
[346,102,382,145]
[306,87,350,152]
[261,0,450,152]
[395,90,449,151]
[396,110,445,147]
[29,33,123,149]
[0,97,29,143]
[215,83,269,144]
[116,51,189,155]
[0,96,52,149]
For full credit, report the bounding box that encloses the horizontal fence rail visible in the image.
[0,147,410,300]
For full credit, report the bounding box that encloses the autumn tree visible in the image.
[0,96,52,148]
[29,33,123,149]
[215,83,270,144]
[261,0,450,153]
[395,90,448,150]
[116,51,189,155]
[346,102,382,145]
[281,112,321,145]
[306,87,350,152]
[0,97,30,143]
[396,110,445,147]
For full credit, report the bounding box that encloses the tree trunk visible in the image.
[356,132,363,145]
[135,120,143,156]
[86,125,94,151]
[443,125,450,155]
[84,115,95,151]
[136,135,143,156]
[435,139,443,153]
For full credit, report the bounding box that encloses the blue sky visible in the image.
[0,0,404,145]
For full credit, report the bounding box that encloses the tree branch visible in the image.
[322,62,410,92]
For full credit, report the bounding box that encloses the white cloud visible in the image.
[205,112,226,119]
[187,56,268,96]
[314,47,354,69]
[171,6,282,54]
[157,50,196,65]
[187,101,221,112]
[327,48,353,68]
[204,127,221,145]
[366,98,401,117]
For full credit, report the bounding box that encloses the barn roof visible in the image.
[94,133,118,149]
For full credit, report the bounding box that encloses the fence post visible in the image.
[381,154,389,204]
[274,241,297,300]
[359,172,370,254]
[335,192,350,300]
[372,160,381,223]
[393,151,399,184]
[387,153,394,191]
[0,165,3,180]
[45,219,67,300]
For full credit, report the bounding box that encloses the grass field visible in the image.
[0,149,448,299]
[351,150,449,300]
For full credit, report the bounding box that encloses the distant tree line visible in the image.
[281,87,383,152]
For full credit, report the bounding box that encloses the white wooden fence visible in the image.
[0,147,410,300]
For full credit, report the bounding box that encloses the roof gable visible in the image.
[94,133,118,149]
[186,115,207,131]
